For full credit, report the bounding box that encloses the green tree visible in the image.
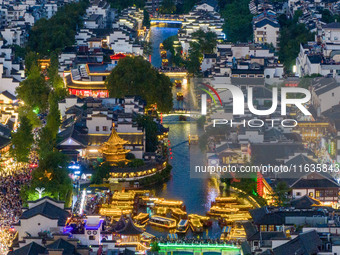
[108,0,145,10]
[27,0,89,55]
[38,126,55,160]
[196,115,206,128]
[221,0,253,42]
[186,42,202,74]
[11,45,26,59]
[46,92,61,138]
[92,162,111,184]
[48,52,64,90]
[27,151,73,205]
[141,41,153,57]
[159,0,176,14]
[278,13,314,71]
[192,29,217,54]
[18,106,41,127]
[24,51,39,75]
[143,9,150,28]
[16,64,50,112]
[272,181,291,206]
[176,0,199,14]
[127,158,145,167]
[136,115,159,152]
[10,115,34,162]
[105,56,173,112]
[163,35,177,55]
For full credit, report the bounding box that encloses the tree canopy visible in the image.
[108,0,145,10]
[10,115,34,163]
[22,151,73,206]
[271,181,291,206]
[27,0,89,55]
[278,13,314,71]
[91,162,111,184]
[105,56,173,112]
[143,9,150,28]
[191,30,217,54]
[47,53,64,90]
[136,115,159,152]
[159,0,176,14]
[16,64,50,112]
[220,0,253,42]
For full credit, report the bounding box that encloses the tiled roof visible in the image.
[8,242,46,255]
[20,201,70,226]
[273,230,321,255]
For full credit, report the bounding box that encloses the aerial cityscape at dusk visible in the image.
[0,0,340,254]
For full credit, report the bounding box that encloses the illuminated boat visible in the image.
[171,208,187,220]
[215,197,237,203]
[154,207,168,216]
[175,80,182,88]
[149,215,177,229]
[230,204,253,211]
[176,92,183,101]
[154,199,183,208]
[139,196,160,206]
[189,217,203,232]
[219,214,251,225]
[161,50,167,59]
[208,206,239,216]
[133,213,149,225]
[188,214,211,227]
[176,219,189,233]
[188,134,199,145]
[162,59,168,67]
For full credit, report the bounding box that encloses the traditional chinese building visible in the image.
[100,123,130,165]
[113,216,145,251]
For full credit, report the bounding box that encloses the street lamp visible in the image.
[35,187,45,199]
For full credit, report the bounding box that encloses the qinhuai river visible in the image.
[149,26,220,216]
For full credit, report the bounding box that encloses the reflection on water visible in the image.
[150,27,179,67]
[148,26,221,238]
[153,119,220,214]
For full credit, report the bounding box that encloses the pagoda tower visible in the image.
[100,123,130,165]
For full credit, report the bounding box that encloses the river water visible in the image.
[150,26,179,67]
[149,26,220,218]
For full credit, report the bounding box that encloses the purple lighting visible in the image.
[85,219,104,230]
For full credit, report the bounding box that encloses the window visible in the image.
[332,92,335,97]
[296,192,301,196]
[96,126,99,131]
[260,225,267,231]
[325,189,336,197]
[309,192,313,197]
[103,126,107,131]
[316,191,320,197]
[269,225,274,231]
[89,236,95,240]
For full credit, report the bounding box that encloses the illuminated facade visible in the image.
[64,54,128,98]
[99,124,130,165]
